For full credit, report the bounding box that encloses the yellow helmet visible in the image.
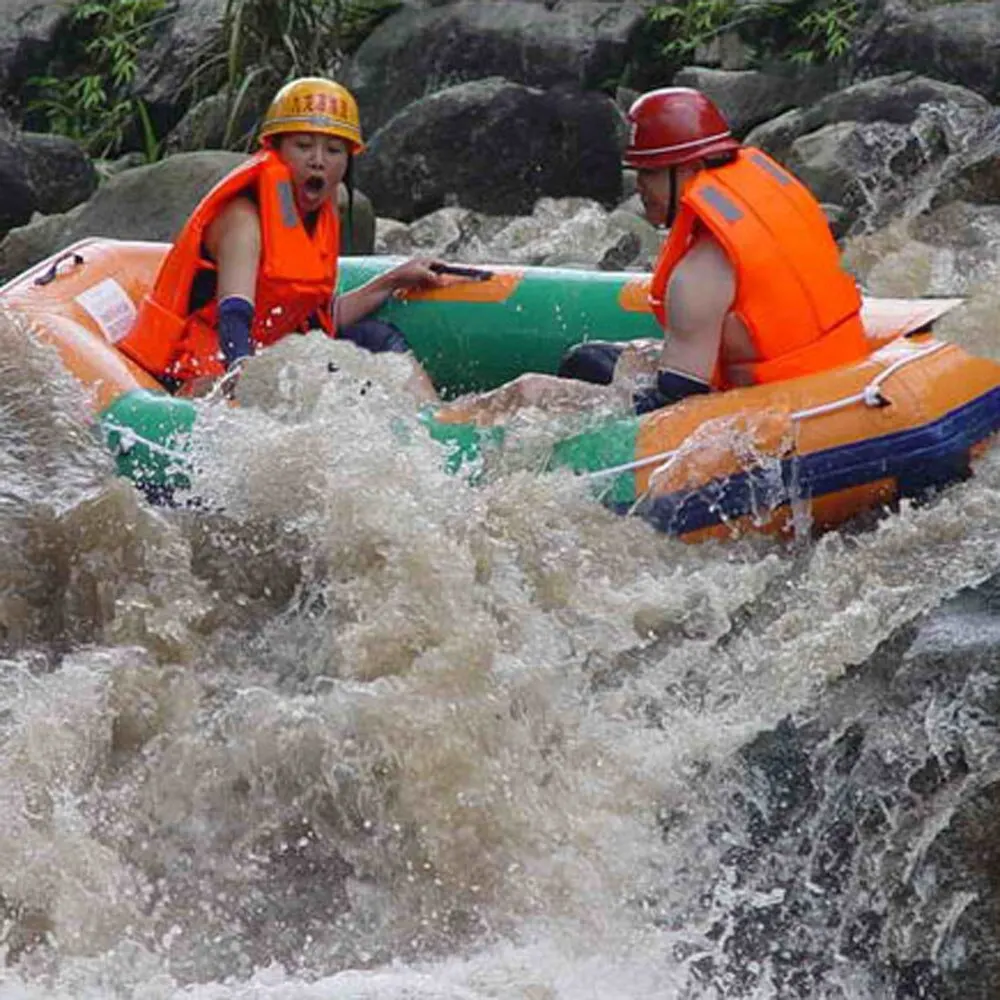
[259,77,364,152]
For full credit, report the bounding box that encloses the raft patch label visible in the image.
[76,278,137,343]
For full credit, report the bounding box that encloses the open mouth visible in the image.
[304,176,325,195]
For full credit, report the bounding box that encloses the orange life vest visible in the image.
[118,148,339,382]
[649,148,868,388]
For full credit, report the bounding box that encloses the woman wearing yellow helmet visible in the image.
[121,77,444,396]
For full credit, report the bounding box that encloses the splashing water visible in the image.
[2,226,1000,997]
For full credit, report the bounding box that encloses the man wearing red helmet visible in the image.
[441,87,869,418]
[618,85,869,411]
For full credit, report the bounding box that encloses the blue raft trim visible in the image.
[611,386,1000,537]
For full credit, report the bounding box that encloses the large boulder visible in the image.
[20,132,98,215]
[857,0,1000,104]
[745,74,1000,235]
[0,134,38,235]
[343,0,647,134]
[0,151,243,281]
[0,0,66,92]
[0,151,376,282]
[927,142,1000,212]
[673,65,841,139]
[0,0,228,146]
[0,129,95,238]
[134,0,229,134]
[163,93,240,154]
[355,78,624,221]
[163,82,271,155]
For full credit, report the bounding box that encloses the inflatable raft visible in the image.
[2,237,999,540]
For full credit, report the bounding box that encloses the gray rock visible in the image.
[479,197,641,267]
[134,0,229,124]
[368,194,652,270]
[0,151,377,281]
[787,121,859,206]
[596,229,642,270]
[746,73,991,157]
[73,150,246,241]
[674,65,841,138]
[0,151,242,280]
[163,92,235,154]
[910,200,1000,292]
[0,0,66,91]
[356,77,623,222]
[20,131,97,215]
[0,125,95,237]
[746,74,1000,235]
[691,30,755,72]
[0,133,38,234]
[606,205,662,267]
[858,0,1000,103]
[164,78,275,154]
[343,0,647,134]
[928,143,1000,210]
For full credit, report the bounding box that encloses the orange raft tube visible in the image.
[2,237,999,540]
[539,332,1000,542]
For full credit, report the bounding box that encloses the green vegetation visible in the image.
[26,0,400,159]
[643,0,858,77]
[190,0,402,148]
[28,0,167,160]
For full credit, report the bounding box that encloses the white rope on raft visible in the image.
[581,341,948,482]
[97,341,949,487]
[791,341,947,420]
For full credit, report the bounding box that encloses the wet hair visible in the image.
[343,154,355,254]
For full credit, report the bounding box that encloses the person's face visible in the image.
[277,132,350,215]
[635,164,697,228]
[635,167,673,228]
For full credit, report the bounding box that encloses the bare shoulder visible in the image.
[671,229,735,300]
[684,229,733,273]
[205,195,261,250]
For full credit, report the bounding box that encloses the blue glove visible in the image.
[217,296,255,367]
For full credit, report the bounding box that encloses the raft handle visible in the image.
[34,250,85,287]
[429,263,494,281]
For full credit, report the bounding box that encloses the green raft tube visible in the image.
[89,254,660,502]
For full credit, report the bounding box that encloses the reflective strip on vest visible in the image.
[749,152,792,186]
[276,181,298,229]
[698,185,743,223]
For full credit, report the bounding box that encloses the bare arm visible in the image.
[204,196,262,304]
[334,257,444,328]
[657,234,735,382]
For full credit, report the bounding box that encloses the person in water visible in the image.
[440,86,869,420]
[118,76,444,394]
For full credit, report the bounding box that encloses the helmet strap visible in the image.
[665,168,679,229]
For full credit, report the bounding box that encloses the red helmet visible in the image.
[623,87,740,169]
